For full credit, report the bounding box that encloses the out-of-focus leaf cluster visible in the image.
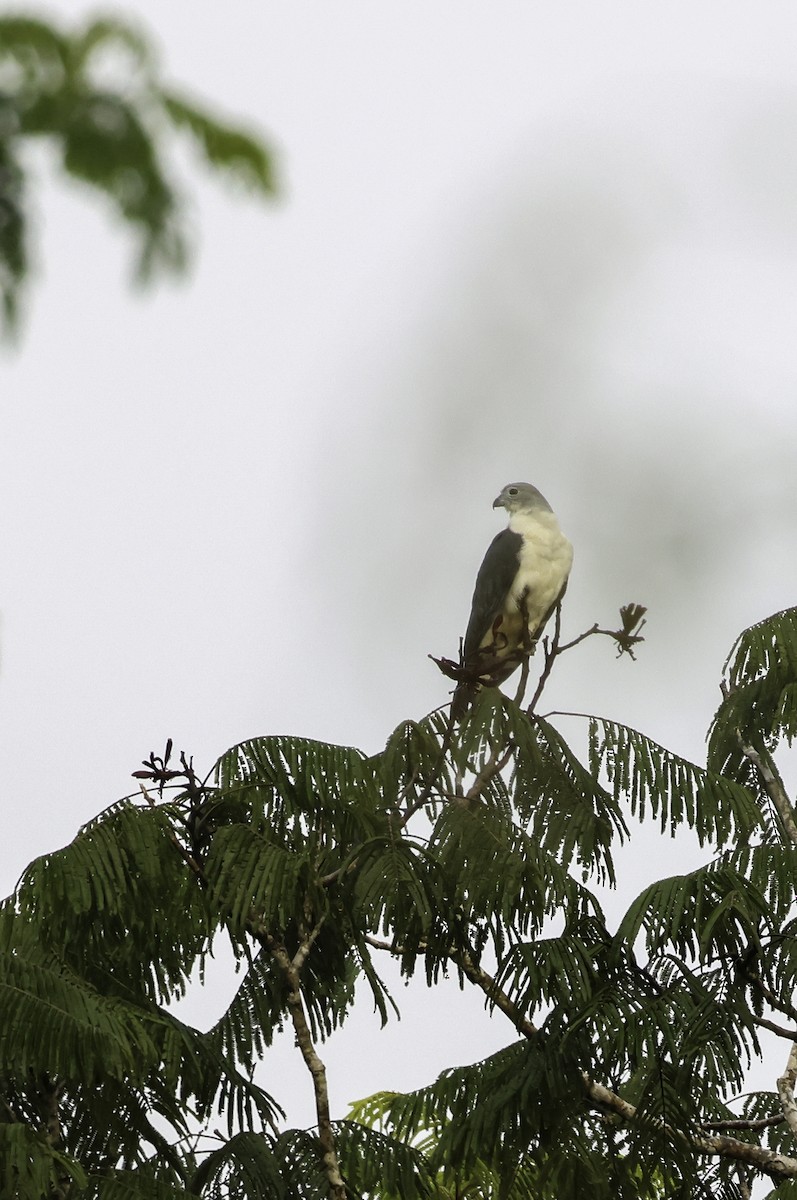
[0,14,275,334]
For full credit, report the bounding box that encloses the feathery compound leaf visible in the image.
[353,1040,586,1182]
[496,919,617,1027]
[428,801,591,946]
[449,688,530,779]
[617,860,770,962]
[188,1130,284,1199]
[214,735,383,852]
[4,801,209,1003]
[203,824,317,933]
[520,718,626,885]
[589,716,760,847]
[350,836,436,932]
[724,608,797,689]
[0,1124,86,1199]
[162,90,276,194]
[0,12,275,334]
[0,951,160,1084]
[709,608,797,784]
[88,1169,193,1200]
[335,1119,437,1198]
[372,718,452,808]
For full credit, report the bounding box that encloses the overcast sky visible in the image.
[2,1,797,1136]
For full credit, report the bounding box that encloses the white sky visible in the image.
[2,0,797,1146]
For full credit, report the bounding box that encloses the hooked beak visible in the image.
[492,494,504,509]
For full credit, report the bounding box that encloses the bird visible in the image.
[451,482,573,718]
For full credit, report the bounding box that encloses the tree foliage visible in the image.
[4,606,797,1197]
[0,12,275,333]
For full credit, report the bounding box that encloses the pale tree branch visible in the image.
[464,742,515,806]
[364,935,797,1183]
[250,920,346,1200]
[452,945,539,1039]
[467,957,797,1179]
[735,733,797,846]
[777,1042,797,1142]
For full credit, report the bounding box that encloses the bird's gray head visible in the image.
[493,482,553,515]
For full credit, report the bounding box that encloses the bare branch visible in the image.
[584,1074,797,1181]
[292,913,327,971]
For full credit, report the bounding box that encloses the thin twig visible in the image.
[752,1014,797,1040]
[526,603,563,714]
[701,1114,784,1133]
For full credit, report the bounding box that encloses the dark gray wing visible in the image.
[462,528,523,663]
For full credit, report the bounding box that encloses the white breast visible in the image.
[504,509,573,634]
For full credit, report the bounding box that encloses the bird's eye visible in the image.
[508,487,519,496]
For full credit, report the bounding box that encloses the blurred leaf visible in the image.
[0,12,275,336]
[163,90,276,194]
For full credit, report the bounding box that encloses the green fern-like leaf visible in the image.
[428,800,595,950]
[522,717,625,885]
[708,608,797,788]
[188,1130,284,1199]
[3,800,209,1004]
[372,718,452,811]
[617,860,770,962]
[0,1123,87,1198]
[589,716,760,846]
[0,12,275,333]
[214,735,383,852]
[334,1119,437,1198]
